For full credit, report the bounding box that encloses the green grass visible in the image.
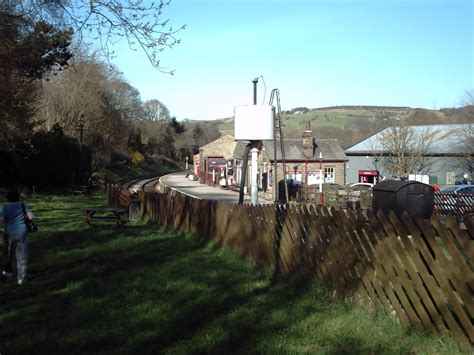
[217,110,356,137]
[0,193,465,353]
[217,120,234,136]
[282,111,352,129]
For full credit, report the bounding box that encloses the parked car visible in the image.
[440,185,474,203]
[440,185,474,194]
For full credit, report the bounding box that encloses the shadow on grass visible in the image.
[0,206,459,355]
[0,220,400,354]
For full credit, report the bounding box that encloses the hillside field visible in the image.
[214,105,469,148]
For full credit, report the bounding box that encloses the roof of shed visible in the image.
[234,138,347,161]
[346,123,473,154]
[264,139,347,161]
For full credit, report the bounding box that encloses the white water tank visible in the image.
[234,105,274,140]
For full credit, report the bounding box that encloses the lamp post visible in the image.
[250,145,259,205]
[319,151,323,204]
[239,78,260,205]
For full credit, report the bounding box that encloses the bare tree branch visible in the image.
[454,124,474,180]
[371,125,437,179]
[6,0,184,73]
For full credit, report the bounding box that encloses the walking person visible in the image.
[0,187,34,285]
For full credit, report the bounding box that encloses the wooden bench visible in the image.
[82,207,128,227]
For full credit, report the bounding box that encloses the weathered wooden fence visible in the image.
[108,184,473,349]
[434,192,474,220]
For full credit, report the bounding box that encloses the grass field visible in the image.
[215,106,418,138]
[217,120,234,137]
[0,192,464,353]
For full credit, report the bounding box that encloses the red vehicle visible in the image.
[358,170,379,185]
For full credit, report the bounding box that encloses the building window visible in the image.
[286,171,302,183]
[446,171,456,185]
[324,167,335,183]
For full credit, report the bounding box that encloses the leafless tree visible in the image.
[142,99,170,121]
[5,0,185,73]
[458,125,474,179]
[371,125,437,180]
[460,89,474,106]
[38,53,146,170]
[451,90,474,180]
[454,117,474,182]
[39,52,106,134]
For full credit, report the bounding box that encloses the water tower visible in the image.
[234,79,275,205]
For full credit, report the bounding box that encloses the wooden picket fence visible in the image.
[434,192,474,220]
[107,184,473,349]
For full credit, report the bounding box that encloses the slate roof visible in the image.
[346,123,473,155]
[233,138,347,161]
[264,139,347,161]
[199,134,237,159]
[233,140,249,159]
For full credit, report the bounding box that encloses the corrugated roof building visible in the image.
[345,123,473,186]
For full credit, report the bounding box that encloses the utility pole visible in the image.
[319,151,323,205]
[250,78,260,205]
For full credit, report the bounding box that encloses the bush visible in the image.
[131,151,144,167]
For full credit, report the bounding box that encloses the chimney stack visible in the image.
[303,121,314,158]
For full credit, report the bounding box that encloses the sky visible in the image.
[109,0,473,121]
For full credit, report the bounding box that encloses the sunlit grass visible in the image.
[217,120,234,136]
[0,192,464,353]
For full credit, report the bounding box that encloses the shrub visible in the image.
[131,151,144,167]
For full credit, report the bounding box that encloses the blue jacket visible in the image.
[1,202,31,235]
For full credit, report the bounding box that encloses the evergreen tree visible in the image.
[0,8,73,149]
[127,128,145,154]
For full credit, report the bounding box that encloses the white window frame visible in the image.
[324,167,335,183]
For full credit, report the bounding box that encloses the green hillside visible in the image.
[217,119,234,137]
[214,105,470,149]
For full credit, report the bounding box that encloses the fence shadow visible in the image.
[108,184,473,350]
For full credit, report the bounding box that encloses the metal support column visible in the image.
[251,147,259,205]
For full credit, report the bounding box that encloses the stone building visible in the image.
[234,123,348,202]
[193,135,237,185]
